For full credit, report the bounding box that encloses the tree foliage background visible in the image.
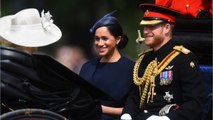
[1,0,154,60]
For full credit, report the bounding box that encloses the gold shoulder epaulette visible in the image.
[138,48,153,57]
[173,45,190,54]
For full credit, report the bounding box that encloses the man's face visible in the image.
[143,24,165,48]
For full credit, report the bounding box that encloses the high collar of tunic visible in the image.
[153,39,176,61]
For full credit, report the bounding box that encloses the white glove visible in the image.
[120,113,132,120]
[146,115,170,120]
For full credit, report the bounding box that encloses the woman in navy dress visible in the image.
[80,11,135,120]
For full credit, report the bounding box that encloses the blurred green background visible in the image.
[1,0,154,60]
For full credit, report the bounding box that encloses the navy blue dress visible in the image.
[80,56,135,120]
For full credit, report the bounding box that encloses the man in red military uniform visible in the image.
[155,0,212,18]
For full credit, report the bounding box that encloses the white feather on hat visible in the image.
[0,8,62,47]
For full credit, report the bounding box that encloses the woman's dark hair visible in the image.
[106,25,128,49]
[90,11,128,49]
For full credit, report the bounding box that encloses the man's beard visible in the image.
[149,34,164,48]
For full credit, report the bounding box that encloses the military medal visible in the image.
[163,91,174,103]
[159,70,173,85]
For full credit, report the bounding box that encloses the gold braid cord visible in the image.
[133,47,182,108]
[133,55,158,108]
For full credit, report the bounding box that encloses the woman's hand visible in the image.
[101,105,123,116]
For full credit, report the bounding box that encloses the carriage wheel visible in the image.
[0,108,69,120]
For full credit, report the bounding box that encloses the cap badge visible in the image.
[163,91,174,103]
[145,10,149,16]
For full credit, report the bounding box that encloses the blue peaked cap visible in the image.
[90,11,119,34]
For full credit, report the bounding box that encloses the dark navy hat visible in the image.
[139,4,180,25]
[90,11,119,34]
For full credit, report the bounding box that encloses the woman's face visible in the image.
[94,26,119,57]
